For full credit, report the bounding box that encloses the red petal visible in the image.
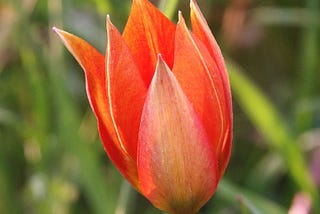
[122,0,176,85]
[53,28,139,188]
[172,14,231,175]
[138,56,218,213]
[106,17,147,165]
[190,0,232,175]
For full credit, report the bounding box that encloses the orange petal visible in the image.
[53,28,139,188]
[172,14,231,175]
[190,0,232,175]
[106,17,147,165]
[138,56,218,213]
[122,0,176,86]
[190,0,232,121]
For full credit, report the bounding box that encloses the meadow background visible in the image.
[0,0,319,213]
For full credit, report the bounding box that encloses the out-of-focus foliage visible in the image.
[0,0,319,213]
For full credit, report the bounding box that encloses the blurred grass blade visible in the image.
[227,60,292,149]
[115,180,136,214]
[92,0,112,14]
[252,7,320,27]
[238,195,263,214]
[158,0,179,20]
[0,144,22,214]
[246,152,284,192]
[295,0,319,132]
[217,179,286,214]
[47,0,118,213]
[0,108,19,127]
[47,44,116,213]
[227,60,319,212]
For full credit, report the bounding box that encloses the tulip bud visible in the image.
[53,0,232,213]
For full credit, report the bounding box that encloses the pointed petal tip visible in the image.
[190,0,202,16]
[152,55,175,94]
[106,15,119,40]
[52,27,69,36]
[177,11,189,29]
[52,26,58,32]
[52,27,62,39]
[155,54,171,77]
[106,14,112,29]
[190,0,200,11]
[106,14,111,23]
[177,11,184,23]
[190,0,206,24]
[156,54,164,65]
[106,15,119,34]
[52,26,63,36]
[51,27,70,44]
[190,0,196,7]
[51,27,76,45]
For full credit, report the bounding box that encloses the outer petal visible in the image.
[106,17,147,167]
[53,28,139,188]
[190,0,232,175]
[122,0,176,85]
[138,56,218,213]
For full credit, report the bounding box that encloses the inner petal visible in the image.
[122,0,176,86]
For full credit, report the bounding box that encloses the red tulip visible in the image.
[53,0,232,213]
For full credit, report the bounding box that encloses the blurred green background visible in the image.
[0,0,319,213]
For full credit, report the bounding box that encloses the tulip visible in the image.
[53,0,232,213]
